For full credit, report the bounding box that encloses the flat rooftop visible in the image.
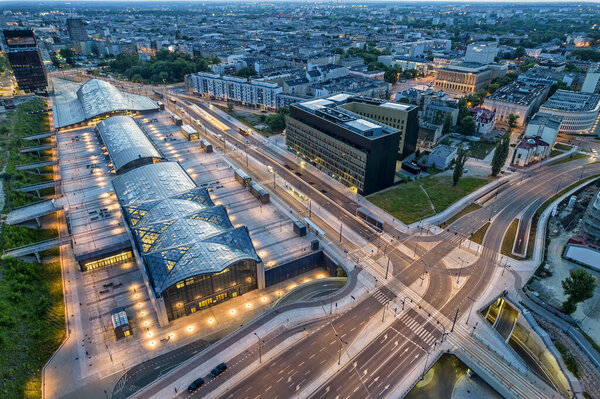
[541,90,600,113]
[294,94,400,139]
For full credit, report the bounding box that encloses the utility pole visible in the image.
[254,333,262,363]
[451,308,459,332]
[466,296,476,325]
[385,257,390,280]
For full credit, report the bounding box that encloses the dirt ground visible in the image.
[529,210,600,344]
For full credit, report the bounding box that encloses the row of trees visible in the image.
[490,113,519,176]
[108,50,219,84]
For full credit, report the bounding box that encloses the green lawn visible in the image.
[467,141,496,160]
[0,99,64,398]
[470,222,490,245]
[552,152,589,165]
[501,218,520,257]
[1,98,53,212]
[368,175,491,224]
[550,149,563,157]
[554,143,572,151]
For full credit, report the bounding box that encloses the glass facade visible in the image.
[162,259,257,321]
[84,251,133,271]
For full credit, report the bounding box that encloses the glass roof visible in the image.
[144,227,259,294]
[96,116,162,173]
[53,79,159,128]
[112,162,197,204]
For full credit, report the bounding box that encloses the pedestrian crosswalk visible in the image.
[372,289,392,305]
[397,311,439,347]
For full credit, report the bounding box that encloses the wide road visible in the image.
[129,87,600,398]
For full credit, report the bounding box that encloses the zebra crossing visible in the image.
[372,289,393,305]
[397,311,439,347]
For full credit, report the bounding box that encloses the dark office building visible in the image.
[66,17,88,42]
[286,94,402,195]
[3,29,48,93]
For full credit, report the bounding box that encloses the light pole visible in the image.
[385,257,390,280]
[254,333,263,363]
[466,296,476,325]
[420,259,428,287]
[335,333,348,365]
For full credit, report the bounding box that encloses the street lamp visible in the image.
[466,296,476,325]
[254,333,264,363]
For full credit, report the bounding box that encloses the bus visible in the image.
[239,127,251,136]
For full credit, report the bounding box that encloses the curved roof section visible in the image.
[112,162,196,204]
[144,227,259,294]
[53,79,159,129]
[96,116,163,173]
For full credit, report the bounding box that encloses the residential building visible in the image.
[469,107,496,134]
[186,72,283,110]
[426,144,457,169]
[285,95,402,195]
[540,90,600,134]
[465,42,498,65]
[66,17,88,42]
[2,29,47,93]
[512,112,562,167]
[482,81,551,127]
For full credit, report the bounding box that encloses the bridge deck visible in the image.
[18,144,57,153]
[16,180,61,192]
[16,160,59,171]
[2,236,72,259]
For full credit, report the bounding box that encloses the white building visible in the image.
[513,112,562,167]
[540,90,600,134]
[483,81,550,127]
[465,42,498,65]
[185,72,282,110]
[582,63,600,94]
[427,145,457,170]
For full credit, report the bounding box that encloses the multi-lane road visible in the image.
[109,85,600,399]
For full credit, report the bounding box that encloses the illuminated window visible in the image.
[176,281,184,289]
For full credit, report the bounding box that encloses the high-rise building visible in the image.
[66,17,88,42]
[582,189,600,244]
[285,94,403,195]
[3,29,48,93]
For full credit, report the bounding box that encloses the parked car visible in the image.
[211,363,227,377]
[187,377,204,392]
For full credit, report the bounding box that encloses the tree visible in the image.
[491,133,510,176]
[561,269,597,314]
[442,111,453,135]
[458,116,477,136]
[397,97,410,104]
[453,147,468,186]
[513,46,526,59]
[507,113,519,132]
[235,66,257,78]
[227,100,234,111]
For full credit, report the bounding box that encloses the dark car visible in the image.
[211,363,227,377]
[187,377,204,392]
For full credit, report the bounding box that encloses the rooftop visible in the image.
[113,162,259,295]
[541,90,600,113]
[295,94,399,139]
[486,81,549,106]
[528,112,563,131]
[53,79,159,129]
[96,116,163,173]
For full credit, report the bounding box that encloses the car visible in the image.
[211,363,227,377]
[187,377,204,392]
